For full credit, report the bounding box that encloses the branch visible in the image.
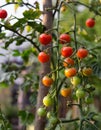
[0,23,41,52]
[61,118,79,123]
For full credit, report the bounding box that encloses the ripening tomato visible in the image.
[82,67,93,76]
[63,57,74,67]
[64,68,77,78]
[0,9,7,19]
[38,52,50,63]
[39,33,52,45]
[43,95,53,107]
[77,48,88,59]
[86,18,95,28]
[76,89,85,98]
[60,87,72,97]
[37,107,46,117]
[71,76,81,86]
[59,34,71,44]
[61,46,73,57]
[42,76,53,87]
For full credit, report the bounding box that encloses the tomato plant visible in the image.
[38,52,50,63]
[59,34,71,44]
[42,76,53,87]
[39,33,52,45]
[0,9,7,19]
[61,46,73,57]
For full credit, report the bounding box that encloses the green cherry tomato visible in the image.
[76,89,85,98]
[43,95,53,107]
[49,116,58,125]
[85,96,93,104]
[37,107,46,117]
[71,76,81,86]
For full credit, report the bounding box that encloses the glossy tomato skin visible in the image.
[38,52,50,63]
[61,46,73,57]
[39,33,52,45]
[42,76,53,87]
[86,18,95,28]
[59,34,71,44]
[0,9,7,19]
[43,95,53,107]
[60,87,72,97]
[77,48,88,59]
[65,68,77,78]
[63,57,74,67]
[37,107,46,117]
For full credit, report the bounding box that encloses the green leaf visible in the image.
[23,9,41,20]
[12,18,26,29]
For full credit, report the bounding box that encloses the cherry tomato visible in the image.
[39,33,52,45]
[38,52,50,63]
[76,89,85,98]
[71,76,81,86]
[77,48,88,59]
[49,116,58,125]
[86,18,95,28]
[0,9,7,19]
[43,95,53,107]
[59,34,71,44]
[60,87,72,97]
[61,46,73,57]
[82,67,92,76]
[64,68,77,78]
[85,96,93,104]
[42,76,53,87]
[37,107,46,117]
[63,57,74,67]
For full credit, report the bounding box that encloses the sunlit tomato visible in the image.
[42,76,53,87]
[82,67,93,76]
[77,48,88,59]
[59,34,71,44]
[71,76,81,86]
[0,9,7,19]
[37,107,46,117]
[43,95,53,107]
[76,89,85,98]
[60,87,72,97]
[86,18,95,28]
[39,33,52,45]
[63,57,74,67]
[61,46,73,57]
[64,68,77,78]
[38,52,50,63]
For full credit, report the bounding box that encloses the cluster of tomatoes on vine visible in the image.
[37,17,96,119]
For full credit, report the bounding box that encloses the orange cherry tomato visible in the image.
[64,68,77,78]
[60,87,72,97]
[63,57,74,67]
[82,67,93,76]
[42,76,53,87]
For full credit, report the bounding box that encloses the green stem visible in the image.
[61,118,79,123]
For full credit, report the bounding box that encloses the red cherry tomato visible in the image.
[0,9,7,19]
[38,52,50,63]
[61,46,73,57]
[86,18,95,28]
[77,48,88,59]
[59,34,71,44]
[39,33,52,45]
[63,57,74,67]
